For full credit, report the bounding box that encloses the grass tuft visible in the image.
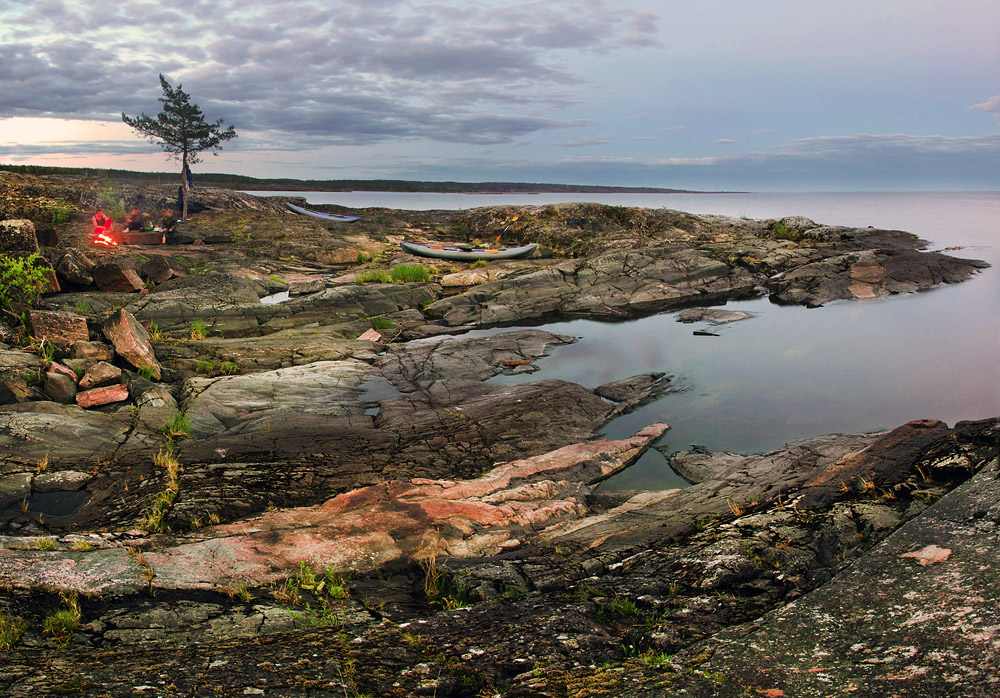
[390,263,430,283]
[0,612,28,651]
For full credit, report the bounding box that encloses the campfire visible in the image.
[93,232,118,246]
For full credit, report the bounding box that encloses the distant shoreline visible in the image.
[0,163,740,195]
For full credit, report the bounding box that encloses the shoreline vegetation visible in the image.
[0,162,736,194]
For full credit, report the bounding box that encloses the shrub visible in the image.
[0,253,47,319]
[195,360,216,374]
[390,263,430,283]
[35,537,57,551]
[772,219,802,242]
[97,184,127,221]
[50,203,73,227]
[371,316,395,330]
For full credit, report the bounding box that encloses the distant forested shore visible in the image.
[0,163,712,194]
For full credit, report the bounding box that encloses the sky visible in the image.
[0,0,998,191]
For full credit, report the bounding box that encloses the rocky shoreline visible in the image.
[0,171,996,696]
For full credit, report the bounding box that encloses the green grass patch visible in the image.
[195,360,215,374]
[371,316,395,330]
[355,269,392,284]
[390,263,430,283]
[161,411,191,438]
[43,594,81,648]
[188,319,209,340]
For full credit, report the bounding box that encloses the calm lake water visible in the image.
[262,191,1000,490]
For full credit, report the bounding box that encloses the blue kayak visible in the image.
[285,202,359,223]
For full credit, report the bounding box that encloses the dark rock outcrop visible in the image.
[0,219,38,254]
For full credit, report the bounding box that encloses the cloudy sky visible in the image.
[0,0,998,190]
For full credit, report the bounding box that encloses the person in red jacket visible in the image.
[92,209,117,245]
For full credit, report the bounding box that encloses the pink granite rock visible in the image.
[102,309,161,379]
[79,361,123,389]
[27,310,89,346]
[92,260,145,292]
[76,383,129,408]
[145,423,670,589]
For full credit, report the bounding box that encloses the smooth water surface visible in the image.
[263,190,999,490]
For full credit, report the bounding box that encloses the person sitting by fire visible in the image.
[124,208,145,232]
[158,209,178,244]
[91,209,116,245]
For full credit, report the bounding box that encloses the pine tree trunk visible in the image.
[181,152,190,221]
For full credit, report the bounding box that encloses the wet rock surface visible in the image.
[0,172,996,696]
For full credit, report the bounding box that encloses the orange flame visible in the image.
[93,232,118,246]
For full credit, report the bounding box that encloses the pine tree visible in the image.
[122,74,237,220]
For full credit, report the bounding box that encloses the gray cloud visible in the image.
[388,132,1000,190]
[0,0,658,149]
[552,135,612,147]
[970,95,1000,123]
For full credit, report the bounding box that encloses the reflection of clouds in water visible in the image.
[779,343,813,360]
[483,193,997,492]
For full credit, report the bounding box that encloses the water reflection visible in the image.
[488,280,998,490]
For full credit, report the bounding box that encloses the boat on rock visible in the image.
[285,201,359,223]
[400,240,536,261]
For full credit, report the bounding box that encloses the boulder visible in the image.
[676,308,755,325]
[0,219,38,254]
[439,268,502,287]
[92,259,145,293]
[140,256,184,285]
[70,341,115,361]
[0,472,32,510]
[42,371,77,404]
[0,321,16,346]
[102,309,161,379]
[47,362,78,383]
[37,261,60,294]
[288,278,326,295]
[76,383,129,408]
[594,372,673,412]
[0,349,44,405]
[33,470,91,492]
[79,361,123,390]
[27,310,89,346]
[54,248,96,286]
